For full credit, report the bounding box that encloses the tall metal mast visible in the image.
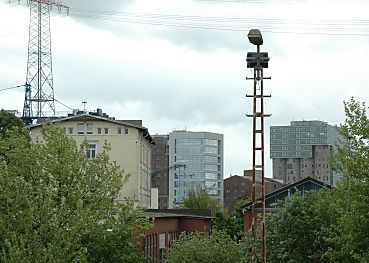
[246,29,271,263]
[10,0,69,125]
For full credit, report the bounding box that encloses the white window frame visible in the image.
[86,143,97,160]
[78,123,84,135]
[86,123,93,135]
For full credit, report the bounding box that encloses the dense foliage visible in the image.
[327,97,369,262]
[165,230,245,263]
[266,190,335,262]
[266,97,369,262]
[213,199,245,241]
[179,188,244,241]
[179,187,223,214]
[0,109,26,139]
[0,124,151,262]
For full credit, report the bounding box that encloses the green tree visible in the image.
[179,188,245,241]
[213,199,245,241]
[179,187,223,215]
[266,189,335,263]
[327,97,369,262]
[0,109,26,139]
[165,230,245,263]
[0,124,151,262]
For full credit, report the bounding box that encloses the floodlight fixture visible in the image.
[248,29,263,46]
[246,52,269,68]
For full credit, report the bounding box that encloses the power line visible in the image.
[0,84,25,92]
[198,0,297,3]
[0,85,73,111]
[4,2,369,36]
[64,7,369,36]
[54,98,73,110]
[70,8,369,26]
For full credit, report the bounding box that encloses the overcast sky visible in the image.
[1,0,369,178]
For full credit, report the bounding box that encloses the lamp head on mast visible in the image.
[248,29,263,46]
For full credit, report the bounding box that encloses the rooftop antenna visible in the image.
[82,100,87,112]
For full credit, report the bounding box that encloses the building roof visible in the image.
[225,175,283,184]
[241,176,331,212]
[144,209,213,219]
[29,113,155,144]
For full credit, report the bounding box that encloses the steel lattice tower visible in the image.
[10,0,69,125]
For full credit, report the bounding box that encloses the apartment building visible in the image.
[30,110,154,207]
[270,120,340,186]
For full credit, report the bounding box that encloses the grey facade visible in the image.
[270,120,340,186]
[168,130,224,208]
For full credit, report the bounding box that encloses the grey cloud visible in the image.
[52,52,246,126]
[61,0,136,32]
[155,27,246,52]
[62,0,134,11]
[60,0,263,52]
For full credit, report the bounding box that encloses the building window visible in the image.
[125,127,129,134]
[86,144,96,159]
[104,128,109,134]
[97,127,102,135]
[78,124,84,135]
[86,123,93,134]
[204,173,218,180]
[118,127,122,134]
[68,127,73,135]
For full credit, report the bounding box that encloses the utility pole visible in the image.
[246,29,271,263]
[9,0,69,125]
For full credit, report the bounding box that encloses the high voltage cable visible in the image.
[55,98,73,110]
[3,3,369,35]
[198,0,298,3]
[70,8,369,26]
[0,85,73,111]
[0,85,25,92]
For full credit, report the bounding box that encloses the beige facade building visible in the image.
[30,111,154,207]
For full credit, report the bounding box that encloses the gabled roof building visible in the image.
[241,176,330,232]
[29,109,155,207]
[224,171,284,211]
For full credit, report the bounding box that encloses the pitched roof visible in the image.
[241,176,331,212]
[29,113,155,144]
[225,174,283,184]
[144,209,213,219]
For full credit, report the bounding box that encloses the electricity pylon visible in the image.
[9,0,69,125]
